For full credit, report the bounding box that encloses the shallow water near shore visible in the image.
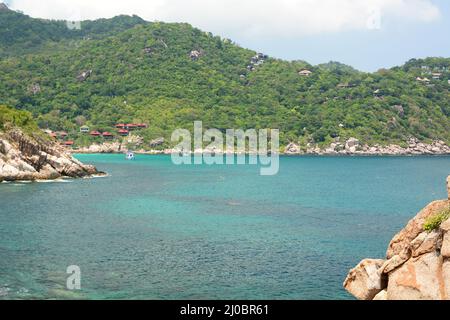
[0,154,449,299]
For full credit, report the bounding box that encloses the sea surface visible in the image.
[0,155,449,300]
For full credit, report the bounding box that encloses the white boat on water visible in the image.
[126,151,135,160]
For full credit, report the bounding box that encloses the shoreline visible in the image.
[70,137,450,157]
[71,150,450,157]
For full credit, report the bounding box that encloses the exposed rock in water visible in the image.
[344,176,450,300]
[0,129,104,182]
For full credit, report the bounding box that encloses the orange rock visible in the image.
[343,259,386,300]
[386,200,449,259]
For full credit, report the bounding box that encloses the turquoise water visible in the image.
[0,155,449,300]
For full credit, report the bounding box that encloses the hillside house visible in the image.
[298,70,312,77]
[432,73,442,80]
[80,126,89,133]
[90,131,101,137]
[337,83,355,89]
[102,132,114,139]
[115,123,148,130]
[416,77,431,83]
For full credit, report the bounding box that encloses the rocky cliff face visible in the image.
[344,176,450,300]
[0,129,103,181]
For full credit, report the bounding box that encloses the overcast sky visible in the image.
[3,0,450,71]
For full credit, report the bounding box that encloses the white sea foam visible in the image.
[89,173,109,179]
[35,179,72,183]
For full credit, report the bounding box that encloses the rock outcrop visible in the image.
[344,176,450,300]
[189,50,204,60]
[74,142,123,153]
[149,137,165,147]
[287,137,450,156]
[76,70,92,82]
[0,129,103,182]
[0,3,9,11]
[284,142,301,155]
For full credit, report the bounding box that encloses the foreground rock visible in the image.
[343,259,386,300]
[0,129,104,182]
[344,176,450,300]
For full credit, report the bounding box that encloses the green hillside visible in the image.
[0,5,449,148]
[0,4,147,57]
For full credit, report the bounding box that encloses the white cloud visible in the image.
[7,0,441,37]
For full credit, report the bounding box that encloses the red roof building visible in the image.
[64,141,74,146]
[126,124,138,130]
[136,123,148,128]
[115,124,127,129]
[118,129,129,136]
[90,131,101,136]
[102,132,114,139]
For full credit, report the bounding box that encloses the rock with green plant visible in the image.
[0,105,104,181]
[344,176,450,299]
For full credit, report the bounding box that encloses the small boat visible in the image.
[126,151,135,160]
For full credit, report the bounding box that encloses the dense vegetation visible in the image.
[0,5,449,148]
[0,105,42,136]
[0,5,147,57]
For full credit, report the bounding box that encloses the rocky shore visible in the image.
[72,137,450,156]
[285,137,450,156]
[0,129,104,182]
[344,176,450,300]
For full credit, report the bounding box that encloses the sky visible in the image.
[2,0,450,71]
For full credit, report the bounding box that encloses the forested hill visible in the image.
[0,4,450,147]
[0,4,147,57]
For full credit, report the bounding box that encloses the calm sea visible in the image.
[0,155,449,299]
